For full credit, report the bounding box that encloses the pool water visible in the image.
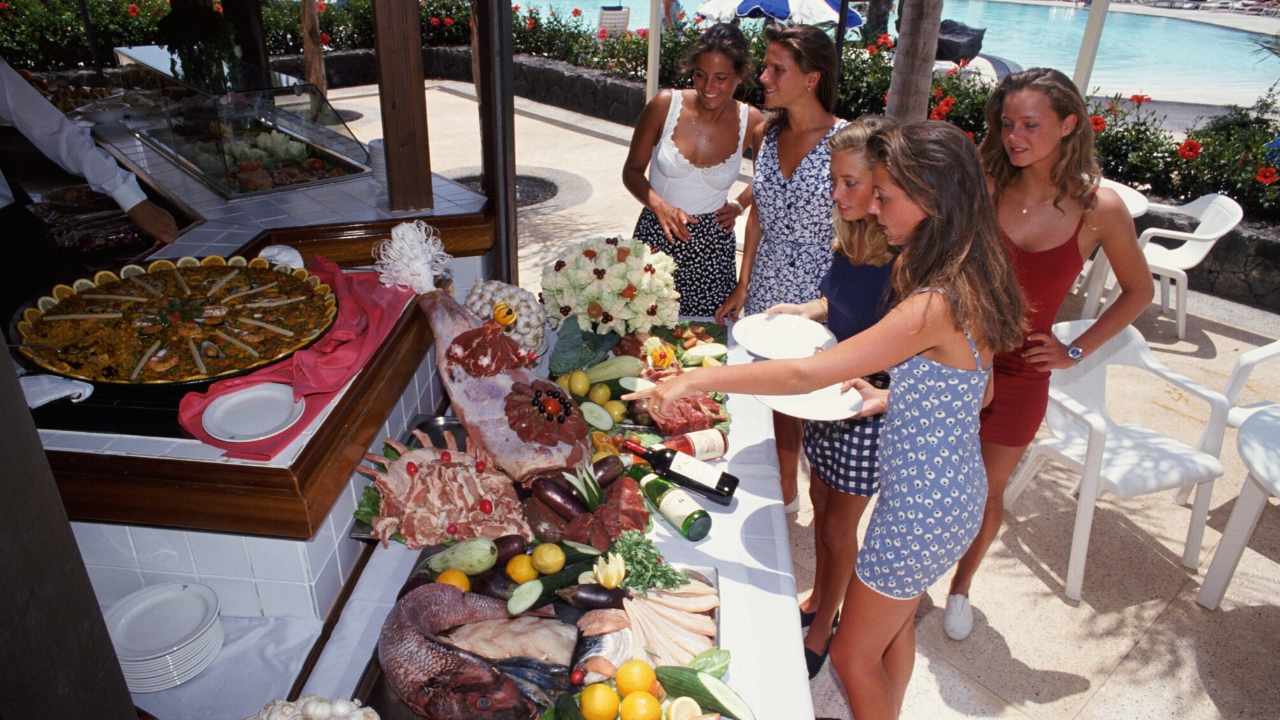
[521,0,1278,105]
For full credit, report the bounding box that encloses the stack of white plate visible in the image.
[105,583,224,694]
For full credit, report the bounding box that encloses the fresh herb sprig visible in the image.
[610,530,687,592]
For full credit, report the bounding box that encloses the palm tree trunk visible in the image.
[864,0,894,40]
[301,0,327,96]
[886,0,942,121]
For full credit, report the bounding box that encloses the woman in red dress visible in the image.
[942,68,1154,639]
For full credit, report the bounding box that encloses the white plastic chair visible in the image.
[1003,320,1229,602]
[1090,194,1243,339]
[597,6,631,38]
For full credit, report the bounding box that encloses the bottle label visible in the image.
[669,453,723,491]
[684,429,726,460]
[658,490,703,526]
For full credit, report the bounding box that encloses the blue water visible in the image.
[523,0,1278,105]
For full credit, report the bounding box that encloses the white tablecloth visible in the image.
[305,346,813,718]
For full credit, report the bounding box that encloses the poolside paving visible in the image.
[328,81,1280,720]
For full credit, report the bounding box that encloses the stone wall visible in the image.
[1137,210,1280,313]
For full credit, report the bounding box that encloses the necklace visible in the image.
[1020,196,1055,215]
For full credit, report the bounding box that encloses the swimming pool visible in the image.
[521,0,1278,105]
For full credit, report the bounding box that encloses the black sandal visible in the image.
[800,609,840,629]
[805,636,833,679]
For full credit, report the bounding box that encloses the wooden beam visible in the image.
[886,0,943,121]
[473,0,519,284]
[301,0,328,95]
[372,0,433,211]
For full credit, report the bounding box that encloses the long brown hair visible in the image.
[980,67,1101,210]
[868,121,1026,353]
[828,116,896,267]
[681,22,754,88]
[763,24,837,132]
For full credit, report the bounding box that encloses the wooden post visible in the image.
[0,350,136,719]
[473,0,519,284]
[301,0,328,95]
[646,1,661,102]
[1072,0,1112,95]
[885,0,943,121]
[372,0,433,211]
[834,0,852,85]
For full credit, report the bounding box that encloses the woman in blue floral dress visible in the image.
[714,24,844,510]
[625,122,1027,719]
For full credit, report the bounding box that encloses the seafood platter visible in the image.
[348,279,757,719]
[16,255,336,385]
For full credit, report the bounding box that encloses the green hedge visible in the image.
[4,1,1277,219]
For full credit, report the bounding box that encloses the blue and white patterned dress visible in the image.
[743,121,846,315]
[856,314,991,600]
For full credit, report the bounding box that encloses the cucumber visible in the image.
[655,667,756,720]
[682,343,728,363]
[585,355,645,383]
[618,376,655,392]
[425,537,499,575]
[507,560,595,615]
[559,539,603,565]
[579,401,614,431]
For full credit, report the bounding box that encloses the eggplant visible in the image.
[524,496,566,543]
[534,476,587,521]
[592,455,625,489]
[555,583,629,610]
[494,534,528,567]
[470,568,519,600]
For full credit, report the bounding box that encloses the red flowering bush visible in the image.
[1130,93,1151,106]
[572,7,582,17]
[1258,166,1280,186]
[127,3,139,18]
[1177,138,1202,160]
[1090,114,1107,133]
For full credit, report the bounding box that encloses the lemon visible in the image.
[580,683,621,720]
[435,568,470,593]
[588,383,612,404]
[505,554,538,584]
[531,543,566,575]
[604,400,628,424]
[557,374,574,393]
[615,659,656,698]
[665,697,702,720]
[569,370,591,397]
[619,690,661,720]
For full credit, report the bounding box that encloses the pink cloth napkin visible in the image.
[178,257,416,461]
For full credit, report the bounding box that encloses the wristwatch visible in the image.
[1067,344,1085,363]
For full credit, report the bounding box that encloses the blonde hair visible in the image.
[979,67,1100,211]
[828,116,896,267]
[868,122,1028,353]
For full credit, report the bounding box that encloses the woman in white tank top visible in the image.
[622,23,764,316]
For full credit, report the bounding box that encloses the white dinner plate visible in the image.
[106,583,220,662]
[731,313,836,360]
[755,383,865,421]
[201,382,306,443]
[120,621,221,673]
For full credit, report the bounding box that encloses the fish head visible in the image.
[407,661,535,720]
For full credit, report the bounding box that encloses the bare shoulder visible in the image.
[1090,186,1132,226]
[747,113,767,151]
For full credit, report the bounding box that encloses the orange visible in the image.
[579,683,621,720]
[614,659,656,697]
[618,690,660,720]
[434,568,470,592]
[505,554,538,584]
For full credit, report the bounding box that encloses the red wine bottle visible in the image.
[620,439,738,505]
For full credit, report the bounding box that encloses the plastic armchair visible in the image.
[1002,320,1229,602]
[1087,194,1243,339]
[597,6,631,38]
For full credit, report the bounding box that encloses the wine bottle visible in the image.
[662,428,727,461]
[627,466,712,541]
[620,439,738,505]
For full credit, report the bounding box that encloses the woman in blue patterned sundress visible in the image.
[714,24,844,511]
[623,122,1027,719]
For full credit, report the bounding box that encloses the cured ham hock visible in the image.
[419,291,590,485]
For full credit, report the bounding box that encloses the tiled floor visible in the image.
[327,81,1280,720]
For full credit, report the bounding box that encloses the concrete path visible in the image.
[327,81,1280,720]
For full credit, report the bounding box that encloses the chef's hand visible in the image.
[620,372,695,416]
[715,284,748,324]
[1023,332,1074,370]
[653,199,696,242]
[128,200,179,245]
[841,377,889,418]
[713,201,744,232]
[766,300,822,321]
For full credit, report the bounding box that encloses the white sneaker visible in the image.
[943,594,974,640]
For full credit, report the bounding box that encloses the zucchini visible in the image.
[655,667,755,720]
[425,537,498,575]
[554,692,584,720]
[559,540,603,565]
[585,355,645,383]
[507,560,594,615]
[618,376,655,392]
[682,343,728,364]
[579,401,614,432]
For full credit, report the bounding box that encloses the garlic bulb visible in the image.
[464,280,545,354]
[245,696,378,720]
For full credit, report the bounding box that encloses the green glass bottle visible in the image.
[627,465,712,542]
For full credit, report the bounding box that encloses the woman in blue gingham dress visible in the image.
[856,325,990,599]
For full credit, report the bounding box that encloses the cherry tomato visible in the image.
[542,397,563,416]
[569,668,586,686]
[478,499,493,514]
[406,462,418,476]
[440,451,452,463]
[475,460,486,472]
[446,522,458,535]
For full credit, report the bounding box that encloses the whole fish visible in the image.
[419,291,590,485]
[378,583,536,719]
